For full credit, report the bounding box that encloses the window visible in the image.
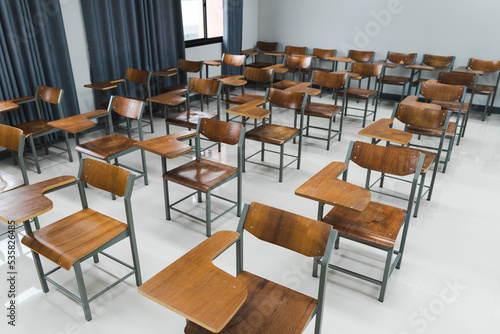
[181,0,223,47]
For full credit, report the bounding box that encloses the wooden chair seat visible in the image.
[0,170,24,193]
[245,124,299,145]
[340,87,378,99]
[431,100,469,113]
[386,144,436,173]
[302,102,342,118]
[163,158,237,192]
[208,74,230,81]
[166,110,217,128]
[407,122,456,138]
[184,270,317,334]
[380,75,410,85]
[160,83,188,94]
[471,84,494,94]
[272,80,302,90]
[227,94,265,105]
[76,134,137,160]
[322,201,406,249]
[21,208,127,270]
[15,119,52,136]
[246,61,273,69]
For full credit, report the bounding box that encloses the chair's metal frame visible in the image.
[27,159,141,321]
[244,89,309,182]
[164,118,245,237]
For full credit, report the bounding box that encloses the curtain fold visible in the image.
[81,0,186,107]
[0,0,80,125]
[223,0,243,76]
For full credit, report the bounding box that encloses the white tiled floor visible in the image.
[1,87,500,334]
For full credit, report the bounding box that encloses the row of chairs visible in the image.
[243,42,500,122]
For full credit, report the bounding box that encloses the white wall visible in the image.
[257,0,500,106]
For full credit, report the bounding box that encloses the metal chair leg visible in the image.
[74,261,92,321]
[378,248,393,302]
[205,190,212,237]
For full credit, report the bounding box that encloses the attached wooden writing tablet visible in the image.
[295,161,371,212]
[138,230,247,333]
[358,118,413,145]
[0,176,76,225]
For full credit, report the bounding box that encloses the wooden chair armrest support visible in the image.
[227,100,269,119]
[152,68,178,77]
[406,64,435,71]
[0,175,76,224]
[241,48,258,56]
[84,79,125,91]
[295,162,371,212]
[48,110,108,134]
[10,96,36,105]
[374,60,397,68]
[328,56,354,63]
[134,130,196,159]
[358,118,413,145]
[138,231,247,333]
[453,66,484,75]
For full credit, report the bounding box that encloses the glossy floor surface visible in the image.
[1,87,499,334]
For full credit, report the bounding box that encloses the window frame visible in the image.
[184,0,223,48]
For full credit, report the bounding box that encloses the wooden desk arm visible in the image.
[241,48,257,55]
[138,231,247,333]
[84,78,125,90]
[0,175,76,225]
[134,130,196,159]
[10,96,35,105]
[406,64,435,71]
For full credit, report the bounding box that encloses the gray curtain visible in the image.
[223,0,243,76]
[0,0,80,125]
[81,0,186,108]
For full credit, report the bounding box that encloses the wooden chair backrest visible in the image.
[189,77,222,96]
[423,54,455,68]
[125,68,150,85]
[110,95,144,119]
[256,41,277,52]
[244,66,273,83]
[352,62,383,77]
[395,103,449,129]
[178,59,203,73]
[284,55,313,70]
[438,71,477,89]
[80,158,132,197]
[350,141,422,176]
[312,71,347,89]
[223,54,246,67]
[469,58,500,73]
[348,50,374,62]
[243,202,332,257]
[268,88,305,110]
[37,85,62,104]
[313,48,336,60]
[285,46,307,55]
[0,124,23,152]
[420,80,465,102]
[387,52,416,65]
[199,118,243,145]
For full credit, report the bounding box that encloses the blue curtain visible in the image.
[81,0,186,107]
[0,0,80,125]
[223,0,243,76]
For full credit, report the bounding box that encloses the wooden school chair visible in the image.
[163,118,245,237]
[13,85,72,174]
[139,202,337,334]
[75,96,148,199]
[21,158,142,321]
